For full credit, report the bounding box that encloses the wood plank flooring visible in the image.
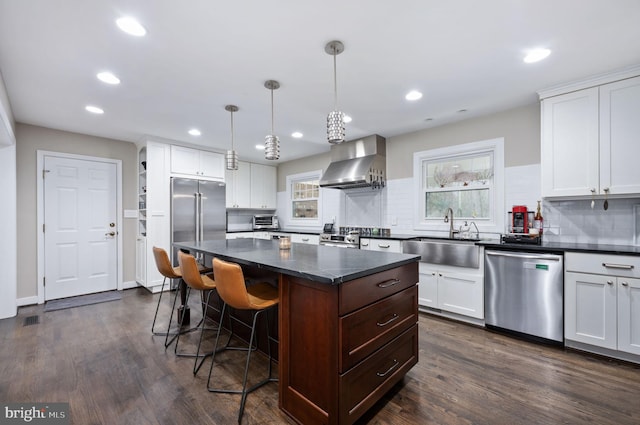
[1,288,639,424]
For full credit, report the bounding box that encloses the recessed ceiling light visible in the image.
[85,105,104,114]
[291,132,303,138]
[405,90,423,101]
[343,115,352,123]
[97,72,120,85]
[523,48,551,63]
[188,129,201,136]
[255,144,265,150]
[116,16,146,36]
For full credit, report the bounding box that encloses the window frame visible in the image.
[413,138,504,234]
[286,170,323,228]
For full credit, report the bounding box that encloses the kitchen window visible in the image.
[286,170,322,226]
[413,138,504,233]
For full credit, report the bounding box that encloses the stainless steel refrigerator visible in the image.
[171,177,226,266]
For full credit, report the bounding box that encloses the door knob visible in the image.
[105,231,116,237]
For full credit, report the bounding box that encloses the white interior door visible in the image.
[44,156,118,300]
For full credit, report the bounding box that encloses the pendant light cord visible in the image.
[230,110,234,150]
[270,88,275,135]
[333,49,338,110]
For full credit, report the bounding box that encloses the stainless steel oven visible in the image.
[319,232,359,249]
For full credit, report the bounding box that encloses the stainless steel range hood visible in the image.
[319,134,386,189]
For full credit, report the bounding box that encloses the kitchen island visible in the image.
[174,238,420,425]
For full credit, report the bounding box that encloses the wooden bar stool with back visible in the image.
[207,257,279,424]
[174,251,226,375]
[151,246,211,348]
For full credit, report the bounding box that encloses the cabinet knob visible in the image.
[439,273,443,277]
[431,272,436,276]
[621,281,629,287]
[607,280,614,285]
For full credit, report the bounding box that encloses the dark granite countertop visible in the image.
[174,238,420,284]
[226,229,322,235]
[359,233,419,241]
[478,240,640,256]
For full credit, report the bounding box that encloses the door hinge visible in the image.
[43,223,45,233]
[43,277,46,287]
[42,169,50,179]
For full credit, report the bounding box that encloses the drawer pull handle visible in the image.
[376,359,399,377]
[376,313,399,327]
[302,238,309,242]
[378,244,391,249]
[602,263,634,270]
[377,279,400,288]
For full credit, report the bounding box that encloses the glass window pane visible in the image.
[425,188,490,219]
[424,152,493,189]
[292,200,318,218]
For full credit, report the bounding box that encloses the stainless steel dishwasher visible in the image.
[484,250,564,344]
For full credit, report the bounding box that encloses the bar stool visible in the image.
[175,251,222,375]
[151,246,210,348]
[207,257,279,424]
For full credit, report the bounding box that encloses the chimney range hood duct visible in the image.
[319,134,386,189]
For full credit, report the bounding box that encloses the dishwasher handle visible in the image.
[486,251,561,261]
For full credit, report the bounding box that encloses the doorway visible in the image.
[37,151,122,302]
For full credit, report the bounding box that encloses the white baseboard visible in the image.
[17,296,39,307]
[122,280,139,290]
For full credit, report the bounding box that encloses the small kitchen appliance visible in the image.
[319,231,360,248]
[512,205,528,233]
[253,214,279,230]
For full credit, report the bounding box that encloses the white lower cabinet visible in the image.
[565,252,640,357]
[360,238,402,252]
[252,231,271,240]
[226,232,255,240]
[290,234,319,245]
[136,237,146,284]
[417,262,484,320]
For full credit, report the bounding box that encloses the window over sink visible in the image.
[413,138,504,234]
[286,170,323,227]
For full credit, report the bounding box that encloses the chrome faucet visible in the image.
[444,207,456,238]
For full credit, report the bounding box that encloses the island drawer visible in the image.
[339,262,418,315]
[338,325,418,424]
[339,285,417,372]
[565,252,640,278]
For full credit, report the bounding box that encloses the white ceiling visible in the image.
[1,1,639,163]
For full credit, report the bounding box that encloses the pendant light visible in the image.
[325,40,345,144]
[225,105,239,170]
[264,80,280,160]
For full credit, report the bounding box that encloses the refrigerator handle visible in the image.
[194,192,200,243]
[198,192,204,243]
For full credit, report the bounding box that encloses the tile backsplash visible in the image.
[544,197,640,245]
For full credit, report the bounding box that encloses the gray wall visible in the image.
[277,103,540,190]
[16,123,138,299]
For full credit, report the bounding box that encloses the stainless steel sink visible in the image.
[403,238,480,268]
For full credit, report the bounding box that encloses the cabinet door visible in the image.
[225,161,251,208]
[436,271,484,319]
[417,264,437,308]
[170,145,200,176]
[290,234,319,244]
[599,76,640,195]
[250,164,276,208]
[135,237,146,284]
[565,272,617,349]
[541,88,599,197]
[618,277,640,355]
[367,239,402,253]
[199,151,225,180]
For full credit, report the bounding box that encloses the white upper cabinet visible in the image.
[250,163,277,209]
[225,160,251,208]
[541,74,640,198]
[170,145,224,181]
[599,76,640,195]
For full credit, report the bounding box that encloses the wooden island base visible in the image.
[279,262,418,425]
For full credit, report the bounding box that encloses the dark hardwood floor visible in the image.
[1,288,639,425]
